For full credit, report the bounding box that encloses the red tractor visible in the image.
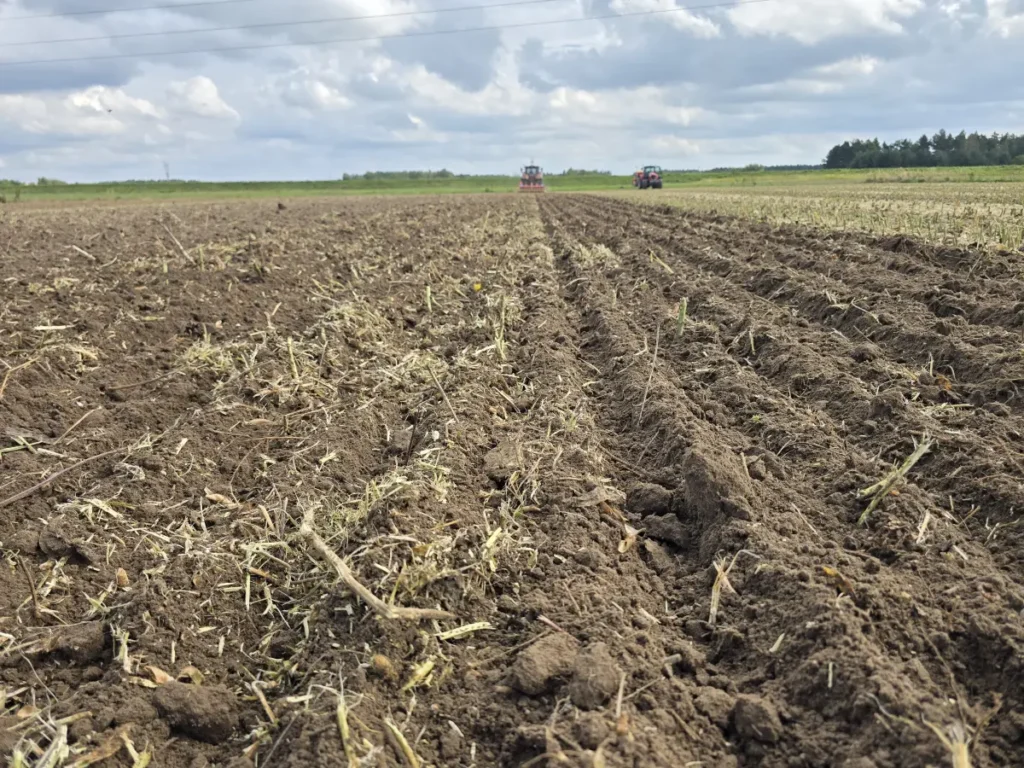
[519,164,545,192]
[633,165,663,189]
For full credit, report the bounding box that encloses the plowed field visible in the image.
[2,195,1023,768]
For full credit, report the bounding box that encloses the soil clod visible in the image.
[695,686,736,730]
[732,694,784,744]
[153,682,239,744]
[573,711,610,749]
[38,521,96,564]
[568,642,620,710]
[37,621,108,663]
[510,633,580,695]
[626,483,674,517]
[644,514,689,548]
[641,539,675,573]
[484,440,521,483]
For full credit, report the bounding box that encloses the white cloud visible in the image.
[548,85,706,129]
[610,0,722,39]
[66,86,162,119]
[276,75,352,111]
[0,87,160,136]
[167,76,239,120]
[986,0,1024,37]
[728,0,924,44]
[390,113,448,143]
[651,135,701,154]
[380,50,536,117]
[738,55,883,98]
[814,56,882,77]
[0,95,47,129]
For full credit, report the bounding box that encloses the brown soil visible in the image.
[1,194,1022,767]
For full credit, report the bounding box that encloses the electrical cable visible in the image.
[4,0,593,47]
[5,0,264,22]
[0,0,776,67]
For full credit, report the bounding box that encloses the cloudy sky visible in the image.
[0,0,1021,181]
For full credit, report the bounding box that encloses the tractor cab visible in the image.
[519,164,545,192]
[633,165,664,189]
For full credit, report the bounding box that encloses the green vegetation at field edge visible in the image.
[4,164,1024,203]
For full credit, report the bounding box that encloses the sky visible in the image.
[0,0,1022,181]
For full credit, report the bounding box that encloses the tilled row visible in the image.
[595,194,1024,285]
[564,196,1024,541]
[540,194,1024,768]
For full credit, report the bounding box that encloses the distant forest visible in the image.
[824,131,1024,169]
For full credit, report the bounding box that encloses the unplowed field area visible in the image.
[2,194,1024,768]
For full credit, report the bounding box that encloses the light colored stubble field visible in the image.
[605,181,1024,250]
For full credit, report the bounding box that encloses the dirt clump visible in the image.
[643,513,689,548]
[115,696,159,725]
[153,683,239,744]
[573,711,610,749]
[732,694,784,744]
[695,687,736,729]
[568,642,620,710]
[484,439,521,482]
[680,446,754,523]
[641,538,675,573]
[4,527,39,554]
[33,621,109,663]
[668,640,706,674]
[510,633,581,695]
[38,520,96,564]
[625,482,673,516]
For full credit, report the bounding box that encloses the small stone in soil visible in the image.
[732,695,783,744]
[153,682,239,744]
[568,642,621,710]
[509,633,580,695]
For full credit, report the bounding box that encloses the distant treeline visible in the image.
[557,169,612,176]
[825,131,1024,169]
[344,170,458,180]
[672,164,822,173]
[1,177,68,186]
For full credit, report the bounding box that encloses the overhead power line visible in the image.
[4,0,260,22]
[6,0,578,47]
[0,0,775,67]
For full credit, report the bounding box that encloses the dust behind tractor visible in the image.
[519,164,546,192]
[633,165,664,189]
